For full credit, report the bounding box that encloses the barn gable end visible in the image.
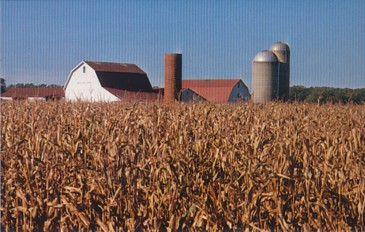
[182,79,249,103]
[64,61,118,102]
[64,61,158,102]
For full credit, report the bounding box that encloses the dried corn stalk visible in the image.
[1,100,364,231]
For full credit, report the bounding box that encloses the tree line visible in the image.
[289,85,365,104]
[0,78,63,94]
[6,83,63,90]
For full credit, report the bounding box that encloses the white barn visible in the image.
[64,61,159,102]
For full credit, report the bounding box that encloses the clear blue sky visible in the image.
[1,0,364,90]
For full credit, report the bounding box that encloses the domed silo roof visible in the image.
[271,42,290,52]
[253,50,278,62]
[271,42,290,101]
[252,50,279,103]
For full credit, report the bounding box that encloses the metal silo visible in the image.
[271,42,290,101]
[164,53,182,103]
[252,50,279,103]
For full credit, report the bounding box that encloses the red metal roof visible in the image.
[1,88,64,99]
[83,61,153,92]
[95,71,153,92]
[85,61,146,74]
[182,79,241,103]
[105,88,162,101]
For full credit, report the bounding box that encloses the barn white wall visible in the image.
[228,81,250,102]
[64,63,119,102]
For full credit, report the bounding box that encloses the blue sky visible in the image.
[1,0,364,90]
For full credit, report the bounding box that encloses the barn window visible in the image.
[238,82,240,88]
[83,66,86,73]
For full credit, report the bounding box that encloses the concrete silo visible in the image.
[252,50,279,103]
[164,53,182,103]
[271,42,290,101]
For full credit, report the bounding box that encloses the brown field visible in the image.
[1,101,365,231]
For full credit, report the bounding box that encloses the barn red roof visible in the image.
[105,88,162,101]
[1,88,64,99]
[85,61,146,74]
[182,79,241,103]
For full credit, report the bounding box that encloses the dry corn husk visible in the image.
[1,100,364,230]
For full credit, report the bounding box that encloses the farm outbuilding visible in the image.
[64,61,161,102]
[181,79,249,103]
[271,42,290,101]
[252,51,279,103]
[64,59,250,103]
[0,87,64,101]
[164,53,182,103]
[252,42,290,103]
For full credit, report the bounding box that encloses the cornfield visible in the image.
[1,101,364,231]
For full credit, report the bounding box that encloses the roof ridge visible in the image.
[183,78,241,80]
[84,60,136,65]
[83,61,146,74]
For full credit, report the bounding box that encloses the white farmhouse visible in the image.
[64,61,159,102]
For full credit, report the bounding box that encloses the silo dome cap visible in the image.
[271,42,290,51]
[253,50,278,62]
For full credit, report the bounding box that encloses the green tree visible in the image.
[289,85,365,104]
[289,85,310,101]
[0,78,6,93]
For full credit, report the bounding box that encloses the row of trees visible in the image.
[6,83,63,90]
[0,78,63,94]
[0,78,6,93]
[289,85,365,104]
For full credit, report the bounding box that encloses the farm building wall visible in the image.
[181,89,206,102]
[228,80,250,102]
[64,63,119,102]
[181,79,249,103]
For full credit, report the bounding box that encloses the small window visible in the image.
[238,82,240,88]
[83,66,86,73]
